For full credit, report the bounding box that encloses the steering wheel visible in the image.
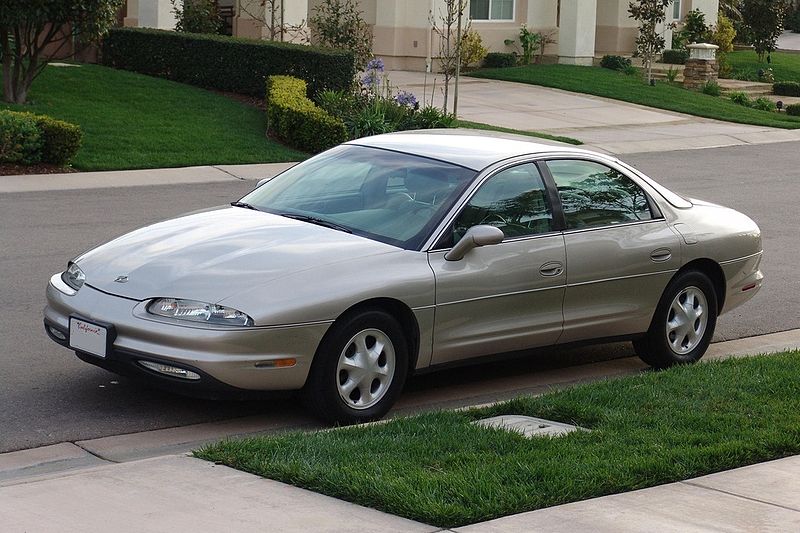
[384,192,415,209]
[479,213,508,227]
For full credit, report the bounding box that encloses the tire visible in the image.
[304,310,409,425]
[634,270,718,369]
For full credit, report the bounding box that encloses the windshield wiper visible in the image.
[278,213,352,233]
[230,201,260,211]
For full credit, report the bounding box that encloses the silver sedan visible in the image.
[44,131,763,423]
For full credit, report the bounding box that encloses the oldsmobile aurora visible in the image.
[44,132,763,423]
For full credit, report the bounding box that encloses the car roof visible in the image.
[347,129,598,171]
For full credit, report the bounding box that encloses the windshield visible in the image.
[240,145,477,249]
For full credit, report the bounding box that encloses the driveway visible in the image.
[388,70,800,154]
[778,30,800,51]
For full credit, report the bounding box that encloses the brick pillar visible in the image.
[683,43,719,89]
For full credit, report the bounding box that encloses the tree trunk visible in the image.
[1,29,13,103]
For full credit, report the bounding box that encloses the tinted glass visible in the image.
[453,163,553,241]
[546,159,653,229]
[241,145,476,249]
[491,0,514,20]
[470,0,490,19]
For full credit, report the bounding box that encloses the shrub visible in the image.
[309,0,373,71]
[0,111,42,164]
[102,27,355,98]
[661,49,689,65]
[728,91,752,107]
[786,103,800,116]
[410,106,455,129]
[712,14,736,54]
[752,96,775,112]
[34,116,83,165]
[483,52,517,69]
[460,30,488,70]
[265,75,347,153]
[701,80,721,96]
[600,55,631,71]
[773,82,800,97]
[680,8,711,44]
[622,64,639,76]
[170,0,223,34]
[787,7,800,33]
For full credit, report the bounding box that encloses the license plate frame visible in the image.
[69,317,112,358]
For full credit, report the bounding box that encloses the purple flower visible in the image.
[361,72,378,87]
[394,90,418,108]
[366,57,385,72]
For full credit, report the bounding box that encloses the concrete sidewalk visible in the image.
[388,70,800,154]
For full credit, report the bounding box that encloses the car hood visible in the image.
[75,207,397,302]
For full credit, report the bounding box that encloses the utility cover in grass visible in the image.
[473,415,585,438]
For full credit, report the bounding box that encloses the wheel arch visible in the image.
[677,258,726,313]
[320,298,421,375]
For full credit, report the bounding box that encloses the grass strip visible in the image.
[469,64,800,129]
[197,351,800,528]
[726,50,800,83]
[456,120,583,145]
[0,63,306,171]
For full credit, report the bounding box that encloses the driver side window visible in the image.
[453,163,553,242]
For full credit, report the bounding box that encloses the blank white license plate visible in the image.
[69,318,108,358]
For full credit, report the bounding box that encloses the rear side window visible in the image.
[546,160,654,229]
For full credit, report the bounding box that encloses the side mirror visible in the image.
[444,225,505,261]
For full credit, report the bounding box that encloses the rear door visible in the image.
[543,159,681,343]
[428,162,566,364]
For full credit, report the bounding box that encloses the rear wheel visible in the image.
[304,310,408,424]
[634,270,718,369]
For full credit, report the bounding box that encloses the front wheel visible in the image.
[304,310,408,424]
[634,270,718,369]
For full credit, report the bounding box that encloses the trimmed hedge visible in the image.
[266,76,347,153]
[600,55,631,71]
[102,27,355,98]
[35,115,83,165]
[786,104,800,116]
[0,110,82,166]
[661,49,689,65]
[0,111,42,164]
[483,52,517,69]
[774,81,800,97]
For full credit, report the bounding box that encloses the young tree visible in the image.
[0,0,123,104]
[309,0,373,71]
[170,0,223,35]
[628,0,674,85]
[237,0,307,42]
[430,0,468,114]
[741,0,791,61]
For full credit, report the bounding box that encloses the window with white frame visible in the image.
[672,0,681,20]
[470,0,514,21]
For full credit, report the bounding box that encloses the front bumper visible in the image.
[44,275,331,392]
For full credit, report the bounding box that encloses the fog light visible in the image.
[49,326,67,341]
[138,360,201,380]
[254,358,297,368]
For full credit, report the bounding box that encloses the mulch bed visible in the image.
[0,163,77,176]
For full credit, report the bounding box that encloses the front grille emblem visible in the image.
[114,275,129,283]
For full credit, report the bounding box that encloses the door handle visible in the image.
[650,248,672,262]
[539,261,564,277]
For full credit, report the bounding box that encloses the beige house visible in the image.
[124,0,720,70]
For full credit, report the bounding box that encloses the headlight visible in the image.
[147,298,254,327]
[61,263,85,291]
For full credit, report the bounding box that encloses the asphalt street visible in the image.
[0,142,796,453]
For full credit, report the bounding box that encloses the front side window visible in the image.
[470,0,514,20]
[451,163,553,243]
[241,145,476,249]
[546,160,654,229]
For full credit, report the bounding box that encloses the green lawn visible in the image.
[470,64,800,129]
[197,352,800,528]
[0,63,305,171]
[726,50,800,82]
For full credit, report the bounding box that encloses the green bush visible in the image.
[786,103,800,116]
[102,27,355,98]
[661,49,689,65]
[773,81,800,96]
[34,115,83,165]
[483,52,517,68]
[728,91,752,107]
[171,0,223,34]
[410,106,455,129]
[701,80,721,96]
[752,96,775,112]
[600,55,631,71]
[0,111,43,164]
[265,75,347,153]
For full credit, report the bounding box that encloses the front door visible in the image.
[428,162,566,364]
